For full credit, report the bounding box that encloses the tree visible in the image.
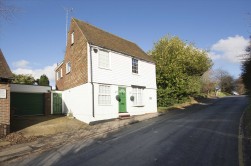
[214,69,234,94]
[242,36,251,95]
[149,36,212,106]
[234,77,245,95]
[0,0,18,21]
[12,74,35,85]
[201,70,217,96]
[38,74,49,86]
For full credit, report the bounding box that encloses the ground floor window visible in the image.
[132,87,144,106]
[98,85,111,105]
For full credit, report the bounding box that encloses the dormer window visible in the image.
[71,32,74,45]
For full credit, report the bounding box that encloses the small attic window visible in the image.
[66,62,71,74]
[71,32,74,45]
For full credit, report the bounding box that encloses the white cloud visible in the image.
[13,60,30,68]
[12,62,57,88]
[209,35,249,63]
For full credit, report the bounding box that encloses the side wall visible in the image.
[0,83,10,138]
[62,83,94,123]
[55,19,88,91]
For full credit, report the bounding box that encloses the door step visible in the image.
[119,113,130,119]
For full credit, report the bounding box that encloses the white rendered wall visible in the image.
[93,83,157,121]
[62,83,157,124]
[62,83,94,123]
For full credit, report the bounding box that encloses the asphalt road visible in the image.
[12,96,248,166]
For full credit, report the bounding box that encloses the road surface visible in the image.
[10,96,248,166]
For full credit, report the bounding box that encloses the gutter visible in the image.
[89,46,95,117]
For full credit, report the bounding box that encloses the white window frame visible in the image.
[132,58,138,74]
[56,70,60,80]
[98,85,111,105]
[132,87,144,106]
[60,68,63,78]
[66,62,71,74]
[98,50,110,69]
[71,32,74,45]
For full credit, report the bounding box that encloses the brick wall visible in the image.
[56,19,88,91]
[0,83,10,138]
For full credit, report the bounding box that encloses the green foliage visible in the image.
[38,74,50,86]
[12,74,35,85]
[242,38,251,95]
[150,36,212,106]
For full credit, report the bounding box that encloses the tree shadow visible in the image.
[10,115,65,132]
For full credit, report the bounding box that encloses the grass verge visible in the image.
[158,97,199,113]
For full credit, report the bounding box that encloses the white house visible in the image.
[55,18,157,124]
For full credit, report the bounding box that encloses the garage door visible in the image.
[11,92,44,116]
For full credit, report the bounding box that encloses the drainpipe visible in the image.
[89,45,95,117]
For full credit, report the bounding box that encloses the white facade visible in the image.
[62,45,157,124]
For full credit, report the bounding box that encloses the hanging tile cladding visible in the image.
[56,20,88,91]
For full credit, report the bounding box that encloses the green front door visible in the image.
[118,87,126,113]
[53,93,62,114]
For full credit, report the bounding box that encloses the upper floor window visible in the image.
[66,62,71,74]
[132,58,138,74]
[71,32,74,45]
[98,50,110,69]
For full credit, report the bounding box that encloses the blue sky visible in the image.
[0,0,250,87]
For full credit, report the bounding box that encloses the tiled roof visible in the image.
[73,18,154,63]
[0,49,12,79]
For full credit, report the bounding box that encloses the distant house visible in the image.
[55,18,157,124]
[0,49,12,82]
[0,49,12,137]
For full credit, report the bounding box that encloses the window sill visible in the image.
[98,104,112,106]
[132,73,139,76]
[98,67,111,71]
[133,105,144,107]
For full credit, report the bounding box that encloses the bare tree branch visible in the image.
[0,0,19,22]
